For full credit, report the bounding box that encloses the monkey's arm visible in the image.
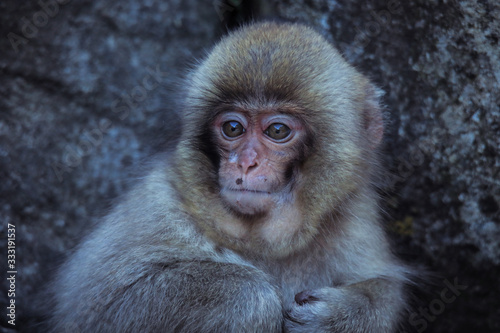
[284,276,405,333]
[153,259,283,332]
[52,243,284,333]
[283,208,408,333]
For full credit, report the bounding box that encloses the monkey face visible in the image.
[213,110,306,216]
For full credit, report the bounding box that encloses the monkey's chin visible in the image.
[220,189,274,216]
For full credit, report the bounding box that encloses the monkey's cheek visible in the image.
[221,190,274,215]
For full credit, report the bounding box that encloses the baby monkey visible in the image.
[49,22,409,332]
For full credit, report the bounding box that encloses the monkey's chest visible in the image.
[257,256,336,302]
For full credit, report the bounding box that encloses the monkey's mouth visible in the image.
[220,188,274,215]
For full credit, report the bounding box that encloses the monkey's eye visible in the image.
[264,123,291,141]
[222,121,245,138]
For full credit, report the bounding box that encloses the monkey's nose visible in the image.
[238,149,258,174]
[238,161,258,174]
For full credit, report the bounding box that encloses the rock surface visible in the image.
[1,0,498,332]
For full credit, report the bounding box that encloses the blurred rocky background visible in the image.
[0,0,498,332]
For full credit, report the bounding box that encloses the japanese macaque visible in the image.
[49,22,409,332]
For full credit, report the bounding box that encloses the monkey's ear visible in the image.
[363,84,385,149]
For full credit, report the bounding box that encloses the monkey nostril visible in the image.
[238,161,258,174]
[247,163,258,171]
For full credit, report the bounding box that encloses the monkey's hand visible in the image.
[284,278,403,333]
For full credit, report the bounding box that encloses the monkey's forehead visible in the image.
[189,22,365,110]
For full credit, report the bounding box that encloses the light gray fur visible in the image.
[49,161,408,332]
